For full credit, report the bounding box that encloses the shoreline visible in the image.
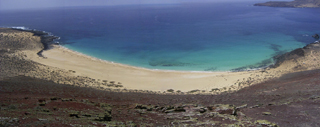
[12,27,277,73]
[59,45,239,74]
[2,27,320,93]
[8,27,280,73]
[28,45,248,92]
[58,44,279,73]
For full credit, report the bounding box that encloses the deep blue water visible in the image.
[1,1,320,71]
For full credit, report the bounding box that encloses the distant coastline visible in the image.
[255,0,320,8]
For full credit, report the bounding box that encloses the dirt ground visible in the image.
[1,69,320,126]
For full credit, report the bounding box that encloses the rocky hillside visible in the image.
[255,0,320,7]
[2,67,320,126]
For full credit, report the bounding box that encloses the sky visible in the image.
[0,0,292,11]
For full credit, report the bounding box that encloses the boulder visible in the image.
[174,106,186,112]
[198,107,207,113]
[313,34,319,39]
[69,112,80,118]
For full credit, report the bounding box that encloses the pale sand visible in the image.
[24,42,320,92]
[23,45,269,92]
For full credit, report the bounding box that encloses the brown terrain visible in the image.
[255,0,320,8]
[1,28,320,126]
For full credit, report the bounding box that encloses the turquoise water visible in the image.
[1,1,319,71]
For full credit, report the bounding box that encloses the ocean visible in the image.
[1,1,320,71]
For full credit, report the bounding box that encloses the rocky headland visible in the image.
[1,28,320,126]
[255,0,320,8]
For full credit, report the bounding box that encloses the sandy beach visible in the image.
[25,45,281,92]
[25,46,247,92]
[2,28,320,93]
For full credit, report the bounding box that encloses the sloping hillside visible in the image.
[2,28,320,126]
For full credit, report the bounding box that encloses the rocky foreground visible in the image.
[255,0,320,8]
[1,28,320,126]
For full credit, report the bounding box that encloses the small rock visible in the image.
[165,109,175,113]
[38,99,46,102]
[38,118,48,121]
[167,89,175,93]
[174,106,186,112]
[250,105,260,108]
[255,120,278,127]
[236,104,248,109]
[69,112,79,118]
[268,103,275,106]
[39,102,46,106]
[135,104,153,111]
[199,108,207,113]
[50,97,59,100]
[262,112,272,115]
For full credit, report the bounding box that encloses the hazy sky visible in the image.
[0,0,292,11]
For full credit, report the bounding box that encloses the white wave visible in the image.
[10,26,30,30]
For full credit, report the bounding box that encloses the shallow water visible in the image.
[1,1,319,71]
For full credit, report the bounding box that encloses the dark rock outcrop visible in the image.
[272,41,320,68]
[313,34,319,39]
[272,48,305,67]
[255,0,320,8]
